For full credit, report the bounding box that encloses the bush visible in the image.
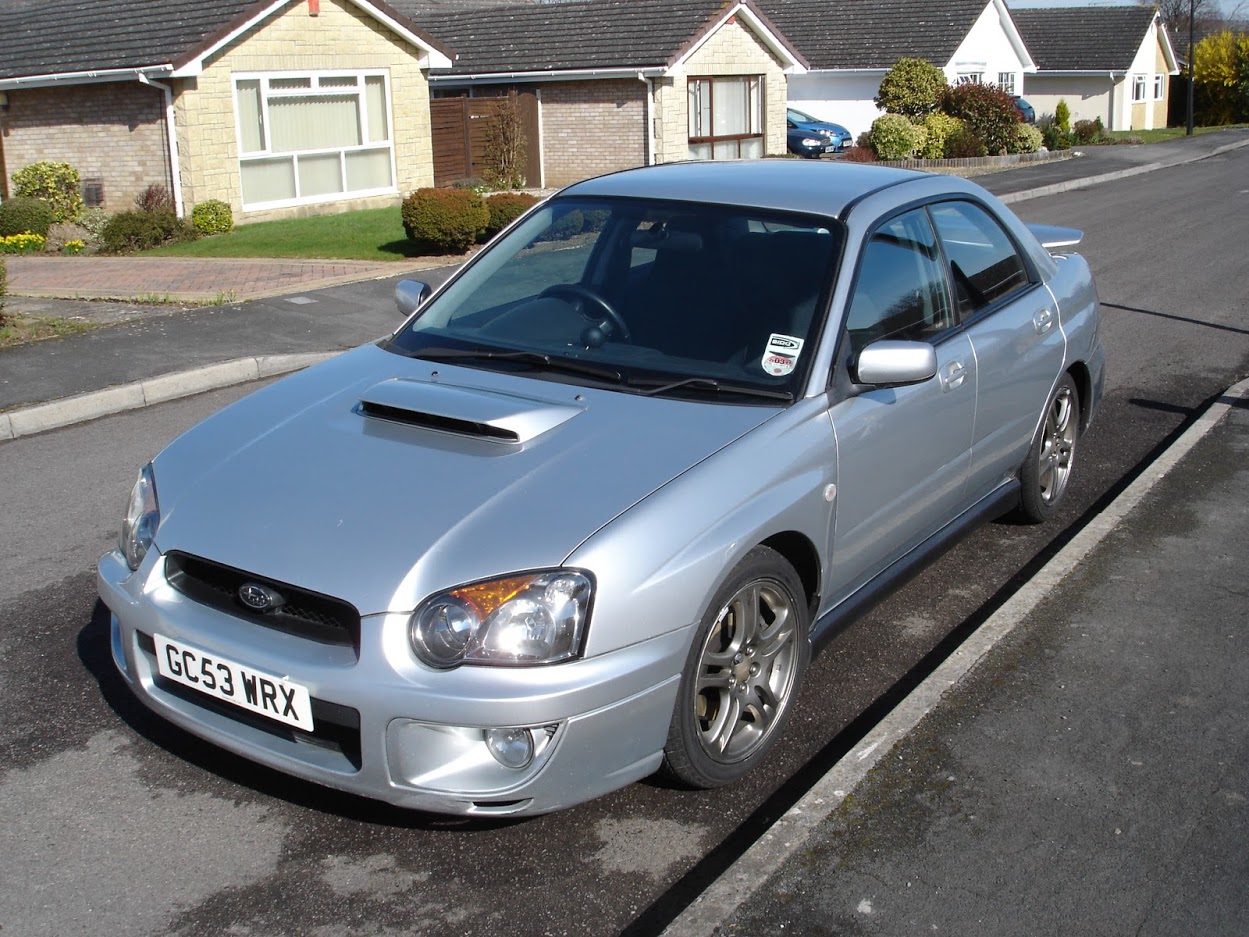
[919,112,963,158]
[134,184,174,213]
[191,199,234,235]
[869,113,922,159]
[482,192,540,240]
[1071,117,1105,145]
[11,161,83,223]
[99,209,196,253]
[945,123,988,158]
[1037,114,1070,151]
[1054,99,1071,134]
[943,83,1020,155]
[0,256,6,326]
[401,187,489,254]
[875,57,948,118]
[0,196,55,237]
[540,208,585,242]
[77,208,111,239]
[1011,123,1044,154]
[842,145,878,163]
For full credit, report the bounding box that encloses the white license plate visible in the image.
[154,634,314,731]
[824,144,839,152]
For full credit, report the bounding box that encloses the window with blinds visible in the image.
[234,72,394,210]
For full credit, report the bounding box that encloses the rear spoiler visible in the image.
[1027,223,1084,251]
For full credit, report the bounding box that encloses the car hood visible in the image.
[151,344,777,615]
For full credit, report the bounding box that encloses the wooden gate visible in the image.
[430,91,540,188]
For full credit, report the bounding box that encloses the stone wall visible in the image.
[0,83,171,212]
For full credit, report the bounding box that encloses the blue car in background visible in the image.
[786,107,852,158]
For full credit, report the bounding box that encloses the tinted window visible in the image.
[845,209,954,354]
[929,201,1029,316]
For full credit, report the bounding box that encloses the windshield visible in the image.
[387,196,843,400]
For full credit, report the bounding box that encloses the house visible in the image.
[1011,6,1178,131]
[401,0,809,188]
[759,0,1036,139]
[0,0,453,221]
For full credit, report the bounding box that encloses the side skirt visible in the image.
[809,481,1021,655]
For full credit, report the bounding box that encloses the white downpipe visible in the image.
[637,72,654,166]
[536,87,546,188]
[139,74,185,218]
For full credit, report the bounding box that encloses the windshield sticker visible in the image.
[762,334,805,376]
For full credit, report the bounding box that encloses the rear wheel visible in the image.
[663,547,810,788]
[1018,373,1080,523]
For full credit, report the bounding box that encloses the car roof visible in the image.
[559,159,931,219]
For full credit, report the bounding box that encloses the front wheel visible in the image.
[662,547,810,788]
[1018,373,1080,523]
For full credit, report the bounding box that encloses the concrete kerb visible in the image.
[659,375,1249,937]
[998,134,1249,204]
[0,352,338,441]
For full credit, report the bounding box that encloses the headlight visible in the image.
[121,462,160,571]
[409,570,593,668]
[818,128,834,138]
[802,137,823,147]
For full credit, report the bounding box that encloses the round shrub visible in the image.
[0,196,55,237]
[11,161,83,223]
[539,208,585,242]
[920,112,963,159]
[1071,118,1105,145]
[481,192,540,240]
[943,83,1020,155]
[401,187,489,254]
[870,113,922,160]
[1011,123,1044,154]
[191,199,234,235]
[100,209,196,253]
[875,57,948,118]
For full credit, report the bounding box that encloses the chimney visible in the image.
[309,0,320,15]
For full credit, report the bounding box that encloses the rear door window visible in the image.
[928,201,1030,317]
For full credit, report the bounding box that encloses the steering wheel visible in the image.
[539,284,632,343]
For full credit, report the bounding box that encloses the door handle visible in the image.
[941,360,966,391]
[1034,308,1055,334]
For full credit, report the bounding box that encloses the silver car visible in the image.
[99,160,1104,816]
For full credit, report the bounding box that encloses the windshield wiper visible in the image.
[413,347,624,383]
[626,376,794,402]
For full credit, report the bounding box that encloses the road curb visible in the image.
[0,352,338,441]
[999,135,1249,204]
[661,376,1249,937]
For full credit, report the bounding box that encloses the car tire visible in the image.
[1018,373,1080,523]
[662,546,810,789]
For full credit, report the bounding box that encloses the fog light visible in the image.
[485,727,535,769]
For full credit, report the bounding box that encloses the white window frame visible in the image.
[687,75,764,160]
[232,70,398,212]
[997,72,1016,95]
[1153,74,1166,100]
[1131,74,1148,102]
[957,72,984,85]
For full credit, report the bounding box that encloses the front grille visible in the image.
[137,630,363,769]
[165,551,361,651]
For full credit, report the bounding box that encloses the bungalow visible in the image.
[402,0,809,188]
[1011,5,1179,131]
[0,0,453,221]
[760,0,1036,139]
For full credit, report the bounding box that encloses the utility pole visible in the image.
[1187,0,1195,134]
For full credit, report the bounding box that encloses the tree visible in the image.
[1142,0,1219,38]
[875,57,948,118]
[1192,29,1249,122]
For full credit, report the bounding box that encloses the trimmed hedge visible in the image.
[99,209,196,253]
[0,197,55,237]
[192,199,234,235]
[1012,123,1044,154]
[870,113,922,159]
[875,57,948,118]
[401,187,488,254]
[481,192,540,240]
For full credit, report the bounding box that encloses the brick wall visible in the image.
[175,0,435,223]
[0,83,171,212]
[538,79,646,187]
[655,18,787,164]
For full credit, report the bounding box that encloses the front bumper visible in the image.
[98,549,688,816]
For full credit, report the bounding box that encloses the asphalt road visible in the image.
[2,148,1247,937]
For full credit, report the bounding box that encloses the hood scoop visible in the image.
[357,378,584,444]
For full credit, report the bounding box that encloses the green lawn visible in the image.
[149,205,421,261]
[1105,123,1249,144]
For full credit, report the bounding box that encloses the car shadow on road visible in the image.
[76,599,527,833]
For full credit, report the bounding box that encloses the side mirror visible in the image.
[854,340,938,387]
[395,279,432,318]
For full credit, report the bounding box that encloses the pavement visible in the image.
[2,128,1248,934]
